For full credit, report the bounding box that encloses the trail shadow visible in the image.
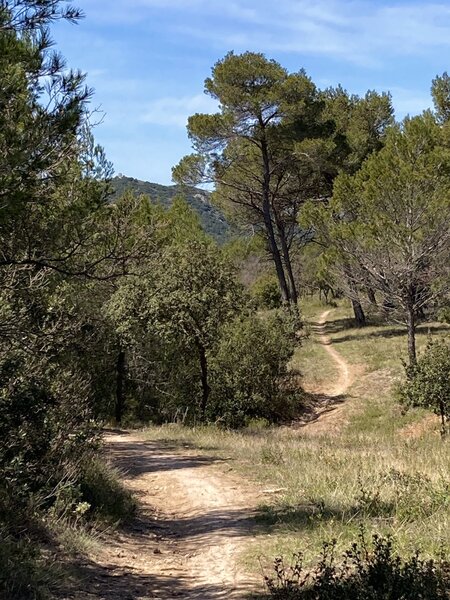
[63,556,255,599]
[306,317,356,335]
[120,506,258,545]
[289,389,349,429]
[255,499,394,534]
[331,323,449,345]
[105,438,223,478]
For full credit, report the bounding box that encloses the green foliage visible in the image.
[323,85,394,173]
[397,340,450,436]
[174,51,336,305]
[0,531,56,600]
[0,349,99,512]
[105,227,245,422]
[209,311,299,427]
[79,457,136,523]
[438,301,450,324]
[304,112,450,363]
[265,532,450,599]
[432,72,450,124]
[251,274,283,309]
[110,175,230,243]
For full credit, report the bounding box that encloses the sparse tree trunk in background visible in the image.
[344,266,366,327]
[115,349,126,424]
[406,303,417,368]
[412,284,426,320]
[351,298,366,327]
[367,287,377,306]
[197,341,210,421]
[382,295,395,314]
[439,399,447,437]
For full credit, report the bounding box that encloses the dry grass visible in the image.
[142,297,450,575]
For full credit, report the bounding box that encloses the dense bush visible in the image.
[209,310,300,427]
[251,274,283,309]
[0,356,98,514]
[397,340,450,436]
[265,532,450,599]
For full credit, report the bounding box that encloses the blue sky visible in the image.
[53,0,450,185]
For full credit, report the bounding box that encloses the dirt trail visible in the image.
[301,309,358,433]
[69,432,260,600]
[66,309,355,598]
[315,309,352,397]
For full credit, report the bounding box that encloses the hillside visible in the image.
[111,175,230,243]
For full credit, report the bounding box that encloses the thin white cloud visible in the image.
[141,94,218,127]
[80,1,450,67]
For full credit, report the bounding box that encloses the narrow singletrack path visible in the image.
[300,309,358,433]
[69,431,260,600]
[315,309,352,397]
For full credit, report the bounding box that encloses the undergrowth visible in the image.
[0,455,135,599]
[264,530,450,599]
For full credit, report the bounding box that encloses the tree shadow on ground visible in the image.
[120,506,259,542]
[104,438,223,479]
[255,498,394,535]
[61,556,255,599]
[306,316,356,334]
[329,323,449,345]
[291,390,349,428]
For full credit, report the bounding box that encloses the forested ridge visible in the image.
[110,176,230,243]
[0,2,449,599]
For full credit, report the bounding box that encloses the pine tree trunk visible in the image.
[115,349,126,424]
[344,265,366,327]
[276,216,298,305]
[260,131,290,304]
[439,399,447,437]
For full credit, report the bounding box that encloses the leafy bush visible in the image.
[437,300,450,324]
[251,274,283,309]
[265,531,450,599]
[397,340,450,436]
[209,311,300,427]
[0,357,99,514]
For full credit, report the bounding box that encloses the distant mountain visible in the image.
[110,176,230,243]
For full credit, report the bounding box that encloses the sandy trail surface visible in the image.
[68,432,260,600]
[300,309,359,434]
[315,309,352,397]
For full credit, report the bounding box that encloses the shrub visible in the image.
[265,531,450,599]
[209,311,300,427]
[79,456,136,523]
[0,530,57,600]
[397,340,450,436]
[251,274,283,309]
